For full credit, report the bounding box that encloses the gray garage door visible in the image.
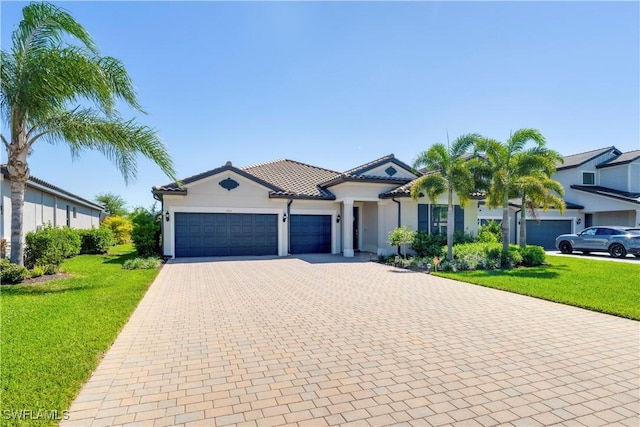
[290,215,331,254]
[525,220,572,249]
[175,213,278,257]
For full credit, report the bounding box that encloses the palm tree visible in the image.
[1,2,176,265]
[515,148,565,246]
[410,133,481,260]
[475,129,562,251]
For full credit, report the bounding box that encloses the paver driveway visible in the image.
[64,255,639,426]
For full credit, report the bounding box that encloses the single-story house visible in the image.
[478,146,640,249]
[153,154,481,258]
[0,165,103,254]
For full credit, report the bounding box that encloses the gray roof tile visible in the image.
[557,146,619,170]
[596,150,640,168]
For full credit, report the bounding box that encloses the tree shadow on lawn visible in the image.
[454,264,571,280]
[101,250,139,265]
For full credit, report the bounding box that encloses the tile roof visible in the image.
[596,150,640,168]
[557,146,619,170]
[1,165,104,210]
[341,153,415,177]
[570,185,640,205]
[242,159,339,199]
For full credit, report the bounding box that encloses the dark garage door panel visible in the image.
[526,220,572,250]
[290,215,331,254]
[175,213,278,257]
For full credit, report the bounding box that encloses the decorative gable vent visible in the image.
[219,177,239,191]
[385,166,397,176]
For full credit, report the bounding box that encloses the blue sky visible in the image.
[2,1,639,210]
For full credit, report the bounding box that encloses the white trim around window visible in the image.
[581,170,596,185]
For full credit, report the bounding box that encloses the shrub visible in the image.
[388,226,416,259]
[43,264,59,275]
[503,245,523,269]
[411,231,446,258]
[102,215,133,244]
[131,210,161,257]
[25,225,81,269]
[521,245,546,266]
[453,230,476,244]
[0,238,7,258]
[1,258,29,284]
[122,257,162,270]
[478,220,502,243]
[30,265,46,278]
[452,242,502,271]
[439,260,454,272]
[79,227,116,254]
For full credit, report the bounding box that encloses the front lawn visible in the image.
[0,244,159,426]
[435,255,640,320]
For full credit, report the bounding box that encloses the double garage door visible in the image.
[526,220,571,250]
[174,213,331,257]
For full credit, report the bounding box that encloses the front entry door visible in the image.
[353,206,359,251]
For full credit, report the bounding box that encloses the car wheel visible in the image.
[635,254,640,258]
[582,251,591,255]
[559,241,572,254]
[609,243,627,258]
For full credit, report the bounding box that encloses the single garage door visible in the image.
[290,215,331,254]
[175,213,278,257]
[525,220,572,250]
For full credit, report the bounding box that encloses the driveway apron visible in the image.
[63,256,639,426]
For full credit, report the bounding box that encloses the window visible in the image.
[73,207,77,218]
[430,205,465,235]
[582,172,595,185]
[418,204,429,232]
[66,205,71,227]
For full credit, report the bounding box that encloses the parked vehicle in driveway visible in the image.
[555,226,640,258]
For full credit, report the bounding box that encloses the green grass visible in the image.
[435,255,640,320]
[1,244,159,426]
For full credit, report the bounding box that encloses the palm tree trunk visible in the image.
[7,134,30,266]
[502,193,510,253]
[519,197,526,248]
[9,176,27,266]
[447,187,454,261]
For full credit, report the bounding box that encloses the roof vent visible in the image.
[225,161,232,166]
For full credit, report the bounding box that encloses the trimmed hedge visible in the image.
[131,210,161,257]
[411,231,446,258]
[79,227,115,254]
[0,258,29,284]
[25,226,81,271]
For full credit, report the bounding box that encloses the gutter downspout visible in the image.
[514,208,522,246]
[287,198,293,255]
[392,198,401,255]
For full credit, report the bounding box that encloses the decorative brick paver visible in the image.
[63,255,639,426]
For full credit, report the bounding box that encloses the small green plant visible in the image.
[478,220,502,243]
[0,238,7,258]
[122,257,162,270]
[1,259,29,284]
[388,226,416,259]
[521,245,546,266]
[30,265,46,278]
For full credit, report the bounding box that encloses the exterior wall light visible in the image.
[336,214,341,223]
[577,218,582,225]
[165,211,170,222]
[283,213,287,223]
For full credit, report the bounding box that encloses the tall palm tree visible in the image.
[475,129,561,251]
[1,2,176,265]
[410,133,481,260]
[514,148,565,246]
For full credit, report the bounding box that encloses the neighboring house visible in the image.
[478,146,640,249]
[1,165,103,253]
[153,154,482,258]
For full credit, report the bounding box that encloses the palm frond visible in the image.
[410,173,446,203]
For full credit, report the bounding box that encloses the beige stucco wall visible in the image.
[360,162,415,179]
